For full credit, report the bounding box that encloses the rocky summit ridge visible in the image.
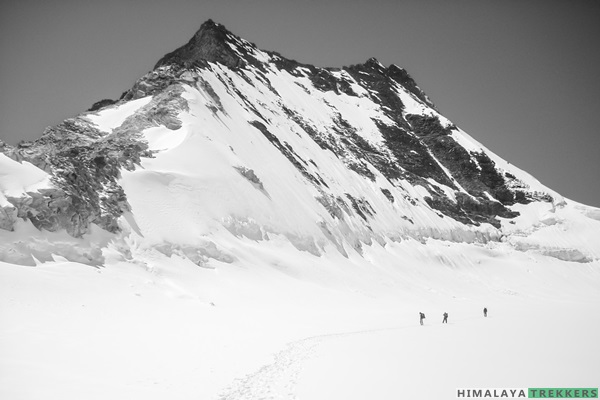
[1,19,596,266]
[154,19,246,69]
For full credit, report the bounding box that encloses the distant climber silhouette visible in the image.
[442,312,448,323]
[483,307,488,317]
[419,312,426,325]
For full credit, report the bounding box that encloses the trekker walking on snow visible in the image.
[419,312,426,325]
[483,307,488,317]
[442,312,448,323]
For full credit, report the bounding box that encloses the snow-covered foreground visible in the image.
[2,238,599,400]
[295,302,600,400]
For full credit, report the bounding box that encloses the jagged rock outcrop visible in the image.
[154,19,245,70]
[0,83,189,238]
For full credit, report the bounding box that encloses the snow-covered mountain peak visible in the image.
[1,21,599,267]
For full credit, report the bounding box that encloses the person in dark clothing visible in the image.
[419,312,426,325]
[442,312,448,323]
[483,307,488,317]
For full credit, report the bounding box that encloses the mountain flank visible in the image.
[2,19,595,266]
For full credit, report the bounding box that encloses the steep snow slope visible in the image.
[113,70,599,265]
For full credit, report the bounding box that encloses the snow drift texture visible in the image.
[1,19,599,266]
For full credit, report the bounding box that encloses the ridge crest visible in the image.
[154,19,243,69]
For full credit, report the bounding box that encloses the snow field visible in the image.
[296,301,600,400]
[2,234,599,400]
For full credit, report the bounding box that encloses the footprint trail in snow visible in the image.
[217,336,321,400]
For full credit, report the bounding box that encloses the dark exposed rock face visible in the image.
[2,117,151,237]
[88,98,117,112]
[386,64,435,109]
[281,55,540,227]
[154,19,244,70]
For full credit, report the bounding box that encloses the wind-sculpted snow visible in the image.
[1,19,599,266]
